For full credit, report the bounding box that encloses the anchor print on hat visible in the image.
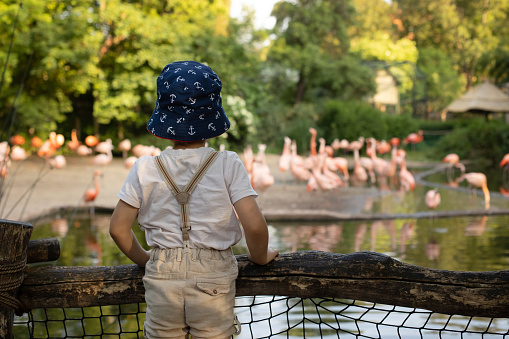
[147,61,230,142]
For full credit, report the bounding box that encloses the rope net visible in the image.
[13,296,509,338]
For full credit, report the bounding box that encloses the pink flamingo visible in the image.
[425,189,441,209]
[84,170,103,214]
[67,129,81,152]
[290,140,312,183]
[117,139,131,159]
[279,136,292,173]
[48,155,67,169]
[243,145,254,177]
[93,139,113,166]
[500,153,509,185]
[403,130,423,149]
[318,138,343,187]
[37,132,64,158]
[396,150,415,191]
[10,146,27,161]
[324,146,349,180]
[368,137,389,178]
[124,156,137,169]
[457,172,490,210]
[251,144,274,193]
[442,153,465,181]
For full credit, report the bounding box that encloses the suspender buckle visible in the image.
[175,192,190,204]
[180,225,192,231]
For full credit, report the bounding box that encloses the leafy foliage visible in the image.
[433,119,509,164]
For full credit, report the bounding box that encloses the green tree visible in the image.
[417,47,464,113]
[0,0,102,137]
[268,0,374,105]
[393,0,507,89]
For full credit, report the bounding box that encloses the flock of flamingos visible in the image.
[1,127,509,211]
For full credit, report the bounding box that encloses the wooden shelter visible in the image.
[446,80,509,121]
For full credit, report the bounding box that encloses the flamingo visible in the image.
[425,189,441,209]
[457,172,490,210]
[323,145,349,180]
[30,136,42,149]
[95,138,114,154]
[10,146,27,161]
[93,139,113,166]
[85,135,99,148]
[368,137,389,178]
[37,132,64,158]
[500,153,509,185]
[48,155,67,169]
[403,130,424,149]
[279,136,292,172]
[251,144,274,193]
[351,146,368,185]
[396,150,415,191]
[290,140,312,182]
[67,129,81,152]
[84,170,103,214]
[442,153,465,181]
[243,145,254,177]
[376,140,391,155]
[9,134,25,146]
[77,145,92,156]
[124,156,137,169]
[318,139,343,187]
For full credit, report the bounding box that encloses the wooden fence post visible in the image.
[0,219,32,339]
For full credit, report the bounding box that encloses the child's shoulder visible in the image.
[219,150,243,163]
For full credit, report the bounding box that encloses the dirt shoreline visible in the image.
[2,153,441,224]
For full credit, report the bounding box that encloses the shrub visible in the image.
[433,120,509,165]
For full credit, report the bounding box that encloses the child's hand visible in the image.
[248,247,279,265]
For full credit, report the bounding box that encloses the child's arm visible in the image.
[234,196,278,265]
[109,199,150,267]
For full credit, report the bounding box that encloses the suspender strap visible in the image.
[154,151,219,247]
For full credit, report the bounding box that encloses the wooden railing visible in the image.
[1,218,509,338]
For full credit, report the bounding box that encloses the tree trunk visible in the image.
[294,70,306,105]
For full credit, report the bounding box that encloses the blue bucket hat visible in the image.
[147,61,230,142]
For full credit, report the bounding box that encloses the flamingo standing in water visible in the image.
[442,153,465,181]
[84,170,103,214]
[457,172,490,210]
[425,189,441,209]
[396,150,415,192]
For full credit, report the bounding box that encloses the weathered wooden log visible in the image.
[27,238,60,263]
[17,251,509,318]
[0,219,33,339]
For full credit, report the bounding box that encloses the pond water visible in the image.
[14,164,509,338]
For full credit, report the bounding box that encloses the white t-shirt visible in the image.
[117,147,257,250]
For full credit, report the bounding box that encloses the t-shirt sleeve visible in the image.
[117,159,142,209]
[225,152,258,204]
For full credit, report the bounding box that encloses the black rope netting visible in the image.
[13,297,509,338]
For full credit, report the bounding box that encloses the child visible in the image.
[109,60,278,339]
